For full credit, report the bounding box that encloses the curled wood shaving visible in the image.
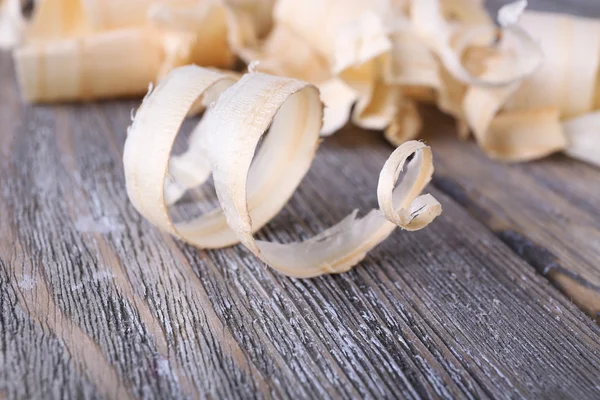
[410,0,542,88]
[461,9,600,163]
[503,12,600,119]
[481,107,567,162]
[384,99,422,147]
[124,65,441,277]
[12,0,262,102]
[14,28,164,102]
[244,0,394,134]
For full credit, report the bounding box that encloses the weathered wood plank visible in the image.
[2,0,600,397]
[0,61,186,399]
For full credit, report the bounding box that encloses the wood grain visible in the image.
[2,49,600,398]
[425,108,600,321]
[2,1,600,398]
[433,0,600,321]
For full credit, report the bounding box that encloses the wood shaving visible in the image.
[9,0,599,166]
[124,65,441,277]
[12,0,263,102]
[385,99,422,146]
[461,9,600,163]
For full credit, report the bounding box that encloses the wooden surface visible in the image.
[2,2,600,399]
[425,108,600,321]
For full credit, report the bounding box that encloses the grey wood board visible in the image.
[1,48,600,399]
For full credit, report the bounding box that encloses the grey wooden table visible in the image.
[1,1,600,399]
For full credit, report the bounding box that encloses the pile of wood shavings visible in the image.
[2,0,599,277]
[3,0,599,165]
